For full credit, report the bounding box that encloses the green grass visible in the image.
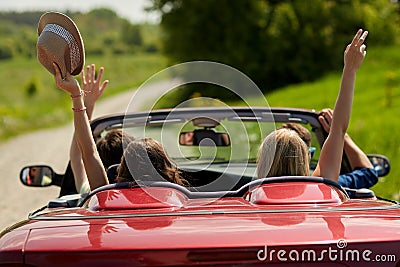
[0,53,167,141]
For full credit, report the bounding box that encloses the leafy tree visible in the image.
[151,0,399,94]
[0,11,43,26]
[122,22,143,47]
[0,9,161,59]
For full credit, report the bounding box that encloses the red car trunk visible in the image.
[2,182,399,266]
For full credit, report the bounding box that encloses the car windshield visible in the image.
[98,115,321,170]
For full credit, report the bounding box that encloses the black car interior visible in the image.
[27,107,385,204]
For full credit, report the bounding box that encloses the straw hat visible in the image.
[37,12,85,78]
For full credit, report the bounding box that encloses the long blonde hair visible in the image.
[257,128,309,178]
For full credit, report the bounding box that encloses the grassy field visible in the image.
[0,53,167,141]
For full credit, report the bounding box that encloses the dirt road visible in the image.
[0,80,176,230]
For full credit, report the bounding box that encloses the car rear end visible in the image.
[3,201,400,266]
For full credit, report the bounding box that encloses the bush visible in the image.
[112,44,130,55]
[145,43,159,53]
[0,43,13,60]
[121,22,143,46]
[25,78,38,98]
[87,45,105,56]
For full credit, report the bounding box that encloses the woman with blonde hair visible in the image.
[258,29,368,183]
[258,128,310,178]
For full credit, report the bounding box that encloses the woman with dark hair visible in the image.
[52,64,186,191]
[116,138,186,186]
[68,64,136,193]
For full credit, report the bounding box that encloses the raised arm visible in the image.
[312,29,368,182]
[70,64,109,193]
[54,63,108,191]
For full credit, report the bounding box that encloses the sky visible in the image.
[0,0,160,23]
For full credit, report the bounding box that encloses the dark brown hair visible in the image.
[96,129,135,169]
[116,138,187,186]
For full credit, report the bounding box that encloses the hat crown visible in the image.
[37,12,85,77]
[41,23,81,72]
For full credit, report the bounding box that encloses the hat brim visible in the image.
[37,12,85,76]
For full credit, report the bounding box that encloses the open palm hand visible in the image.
[81,64,109,108]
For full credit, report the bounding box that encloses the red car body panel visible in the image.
[2,182,400,266]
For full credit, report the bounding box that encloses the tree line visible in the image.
[150,0,399,96]
[1,1,399,98]
[0,8,159,61]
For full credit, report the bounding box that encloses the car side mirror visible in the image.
[367,154,390,177]
[20,165,61,187]
[179,129,230,146]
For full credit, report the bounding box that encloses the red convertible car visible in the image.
[0,107,398,266]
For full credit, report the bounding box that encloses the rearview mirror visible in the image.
[367,154,390,177]
[20,165,55,187]
[179,129,230,146]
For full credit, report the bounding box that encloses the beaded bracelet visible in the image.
[70,90,83,99]
[72,107,87,112]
